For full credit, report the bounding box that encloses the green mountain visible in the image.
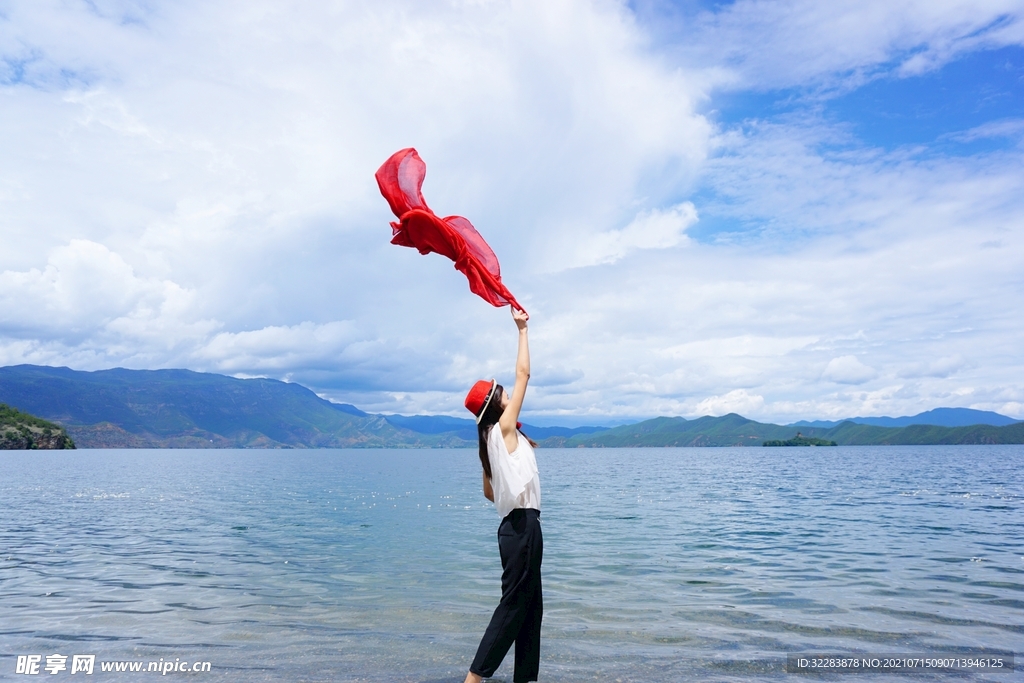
[821,420,1024,446]
[0,365,472,449]
[539,414,799,447]
[791,407,1020,428]
[0,403,75,450]
[540,413,1024,447]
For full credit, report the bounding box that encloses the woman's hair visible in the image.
[476,383,538,480]
[476,385,504,480]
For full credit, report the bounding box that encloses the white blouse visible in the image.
[486,424,541,519]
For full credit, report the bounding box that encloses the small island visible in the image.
[763,432,837,447]
[0,404,76,450]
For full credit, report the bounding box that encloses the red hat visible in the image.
[465,379,497,423]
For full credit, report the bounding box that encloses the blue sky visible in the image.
[688,44,1024,242]
[1,0,1022,425]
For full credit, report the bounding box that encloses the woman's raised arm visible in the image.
[499,307,530,442]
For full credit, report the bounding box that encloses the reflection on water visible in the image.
[1,446,1021,681]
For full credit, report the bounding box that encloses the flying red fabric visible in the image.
[375,148,526,313]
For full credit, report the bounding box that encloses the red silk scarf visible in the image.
[375,148,525,313]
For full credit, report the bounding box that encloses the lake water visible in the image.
[1,446,1021,682]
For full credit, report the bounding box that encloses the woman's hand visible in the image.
[512,306,529,331]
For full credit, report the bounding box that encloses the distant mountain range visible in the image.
[0,364,1020,448]
[542,413,1024,447]
[790,407,1019,428]
[0,365,466,448]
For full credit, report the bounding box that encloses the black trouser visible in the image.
[470,508,543,682]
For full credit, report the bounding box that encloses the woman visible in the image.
[462,307,542,683]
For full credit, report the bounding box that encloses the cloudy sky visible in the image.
[1,0,1022,425]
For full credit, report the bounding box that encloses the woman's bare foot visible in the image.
[463,672,483,683]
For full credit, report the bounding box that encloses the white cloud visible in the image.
[898,354,967,379]
[995,402,1024,419]
[822,356,878,384]
[695,389,765,416]
[683,0,1024,91]
[0,240,215,349]
[198,322,360,372]
[948,118,1024,143]
[0,240,142,327]
[568,202,697,267]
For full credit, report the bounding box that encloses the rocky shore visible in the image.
[0,404,76,450]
